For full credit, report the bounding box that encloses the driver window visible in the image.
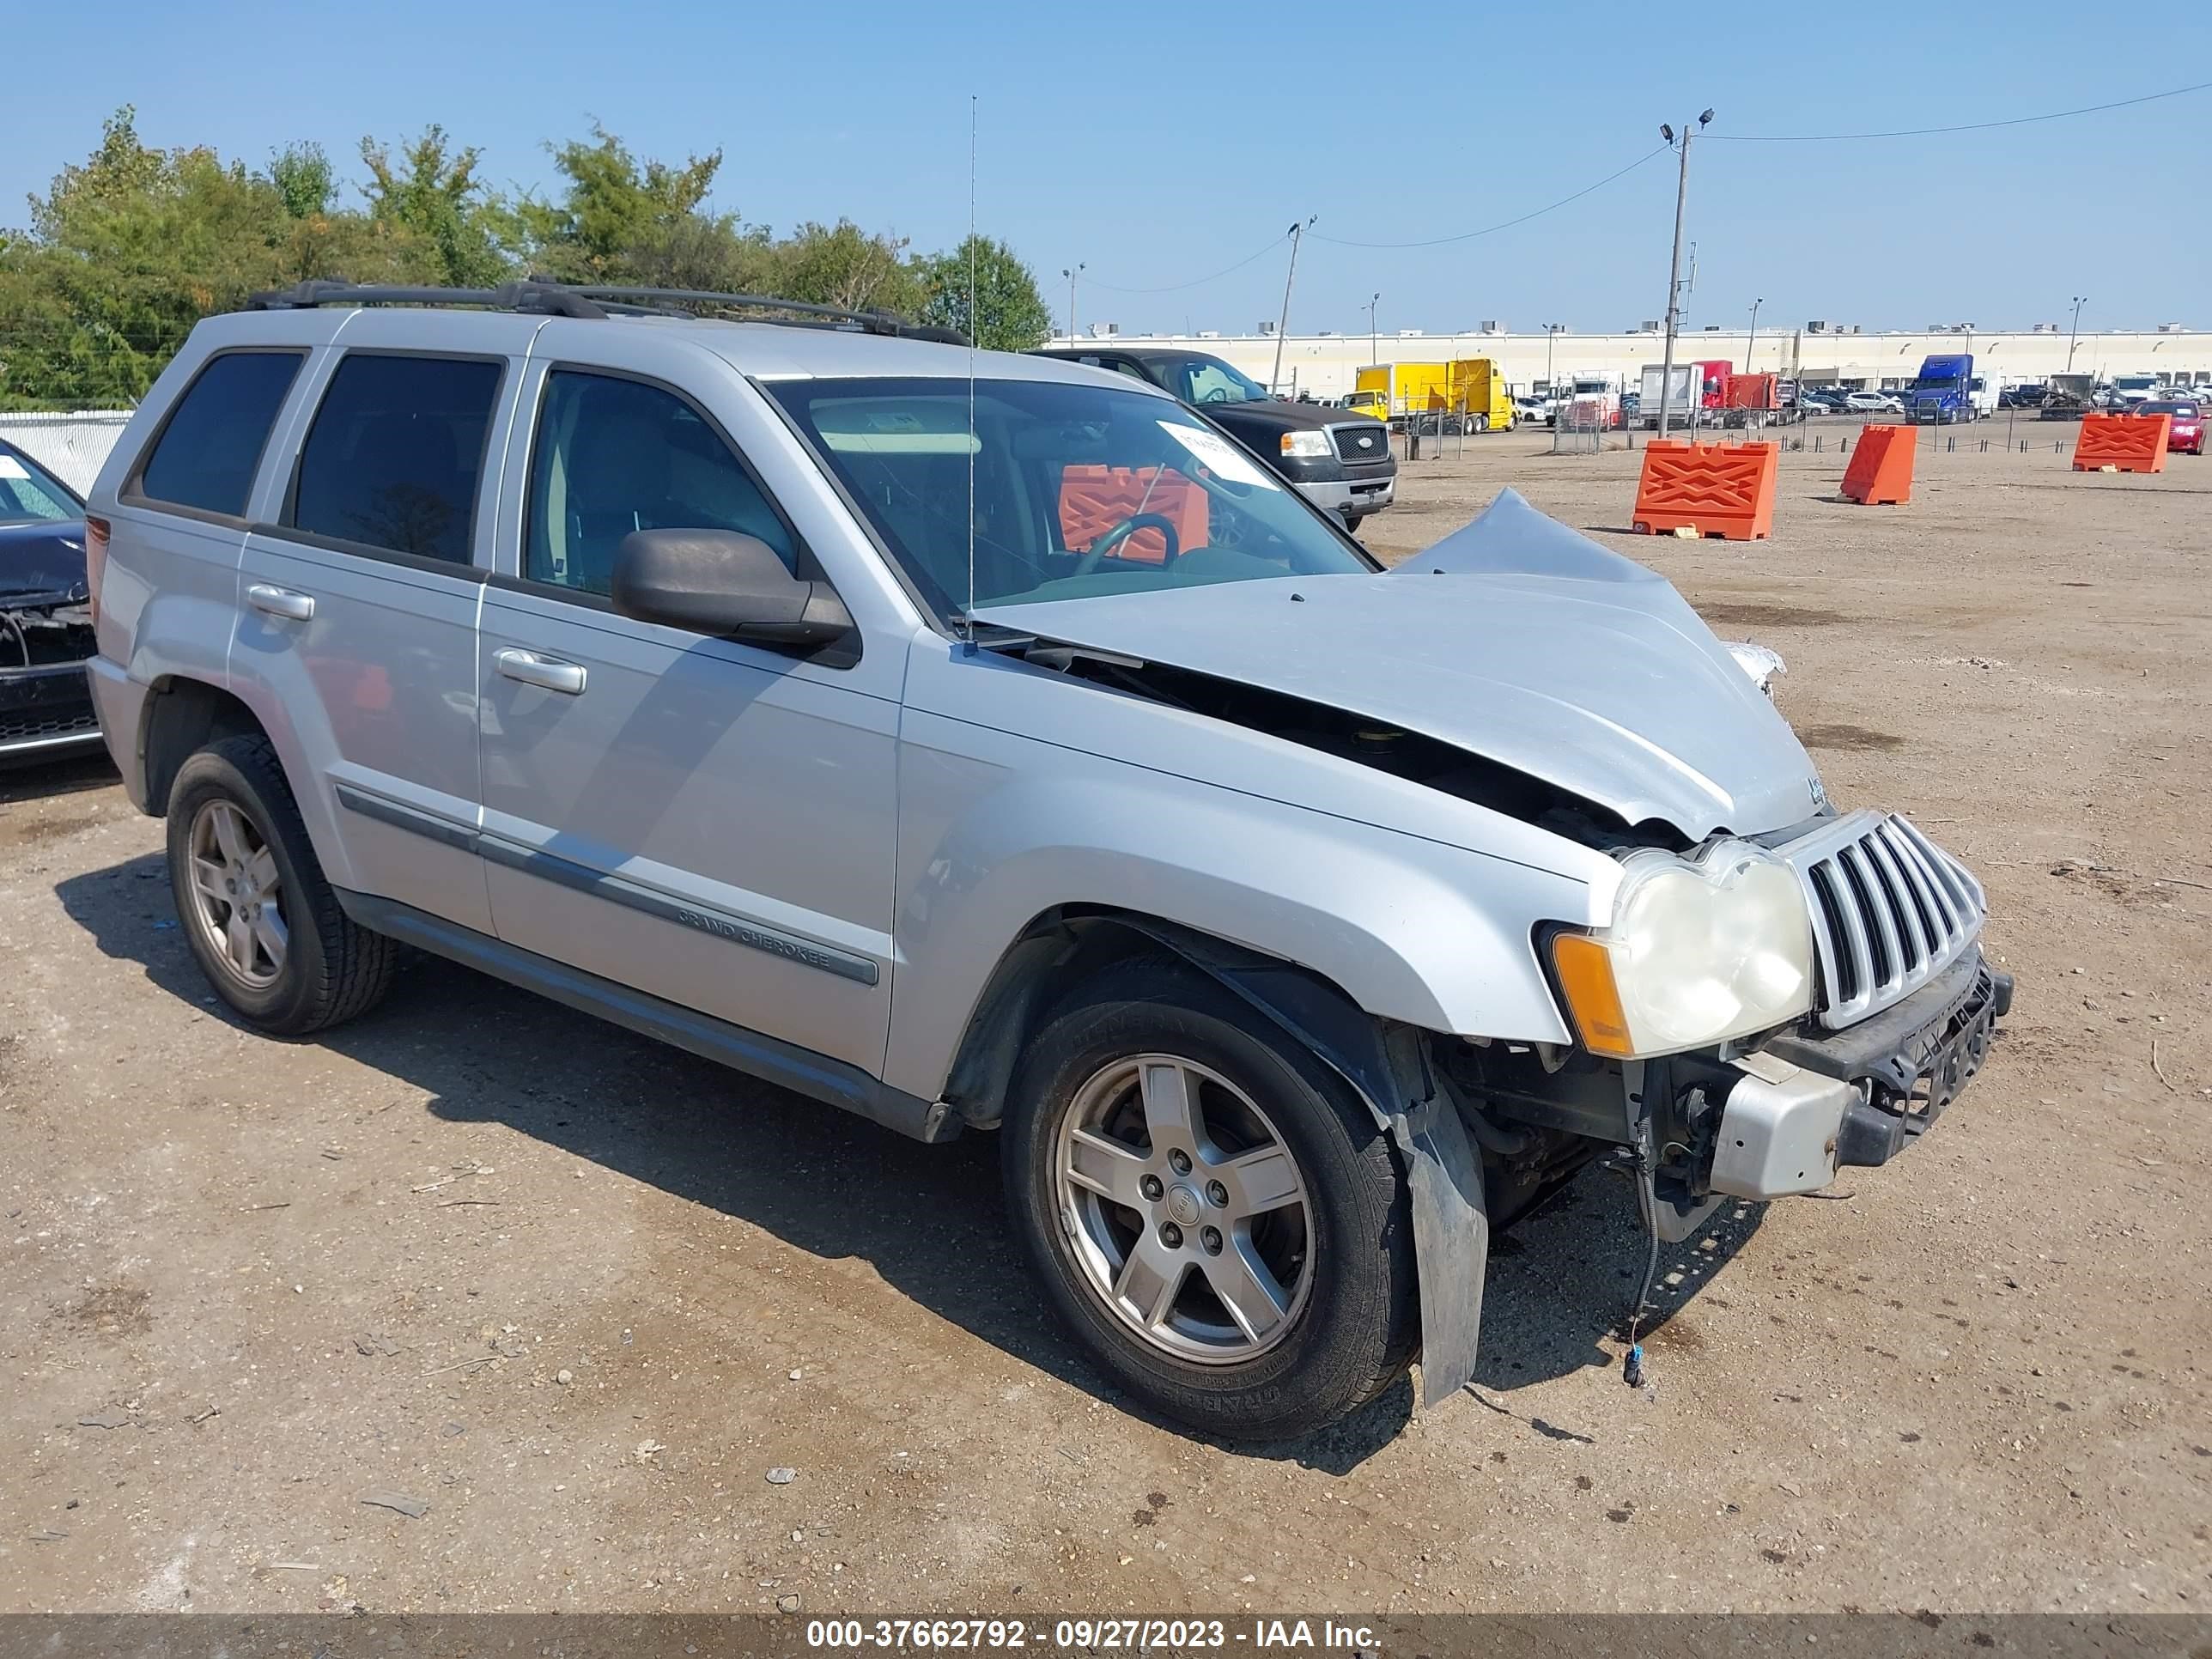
[1182,362,1247,404]
[526,368,796,595]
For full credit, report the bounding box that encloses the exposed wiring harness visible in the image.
[1624,1127,1662,1389]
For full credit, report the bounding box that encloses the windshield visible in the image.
[1909,370,1966,390]
[2116,377,2156,392]
[0,445,82,526]
[768,375,1373,616]
[2140,402,2198,417]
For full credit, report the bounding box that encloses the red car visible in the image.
[2138,399,2204,455]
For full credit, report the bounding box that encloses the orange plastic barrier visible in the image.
[2072,413,2170,474]
[1058,465,1208,563]
[1840,423,1915,505]
[1632,441,1778,540]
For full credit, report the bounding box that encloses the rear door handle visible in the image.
[493,647,586,696]
[246,583,314,622]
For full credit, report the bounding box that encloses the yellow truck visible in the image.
[1352,363,1450,428]
[1444,357,1516,432]
[1351,360,1514,432]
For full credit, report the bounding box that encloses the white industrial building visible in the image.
[1045,322,2211,400]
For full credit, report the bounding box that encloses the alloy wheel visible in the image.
[184,799,288,989]
[1052,1053,1314,1364]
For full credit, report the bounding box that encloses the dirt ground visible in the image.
[3,426,2208,1620]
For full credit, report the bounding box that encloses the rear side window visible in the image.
[135,350,305,518]
[288,354,503,563]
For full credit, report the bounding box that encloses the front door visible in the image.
[475,357,898,1077]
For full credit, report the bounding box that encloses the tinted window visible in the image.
[525,369,796,595]
[136,351,304,517]
[289,354,501,562]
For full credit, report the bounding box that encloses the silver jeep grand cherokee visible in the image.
[82,282,2009,1440]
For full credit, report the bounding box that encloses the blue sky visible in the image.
[9,3,2207,336]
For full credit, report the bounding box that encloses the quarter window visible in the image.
[524,369,796,596]
[135,351,305,518]
[289,354,502,563]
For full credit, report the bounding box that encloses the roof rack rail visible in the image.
[567,286,969,345]
[240,278,972,345]
[245,279,630,320]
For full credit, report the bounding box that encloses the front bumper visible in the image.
[1708,949,2010,1200]
[0,659,102,764]
[1295,474,1396,519]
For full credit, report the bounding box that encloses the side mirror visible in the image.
[611,529,853,647]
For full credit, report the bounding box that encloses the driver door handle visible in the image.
[493,647,587,696]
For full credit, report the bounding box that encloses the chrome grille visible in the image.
[1783,811,1984,1029]
[1329,423,1390,464]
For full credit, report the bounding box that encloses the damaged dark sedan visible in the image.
[0,437,103,764]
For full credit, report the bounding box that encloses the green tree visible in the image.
[359,125,513,287]
[772,220,921,315]
[1,107,435,409]
[915,234,1053,350]
[266,143,336,219]
[520,123,729,284]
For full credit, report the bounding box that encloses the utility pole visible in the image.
[1270,216,1316,396]
[1060,264,1084,345]
[2066,295,2087,374]
[1745,297,1762,374]
[1366,291,1381,365]
[1653,111,1712,441]
[1544,324,1564,395]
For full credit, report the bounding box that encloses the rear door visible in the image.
[234,313,528,933]
[472,330,901,1079]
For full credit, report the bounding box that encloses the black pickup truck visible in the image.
[1030,345,1395,528]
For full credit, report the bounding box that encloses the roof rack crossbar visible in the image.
[566,287,901,332]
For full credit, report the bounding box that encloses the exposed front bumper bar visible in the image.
[1708,949,2010,1200]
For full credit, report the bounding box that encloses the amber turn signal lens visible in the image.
[1551,933,1634,1058]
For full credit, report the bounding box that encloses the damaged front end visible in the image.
[0,585,102,762]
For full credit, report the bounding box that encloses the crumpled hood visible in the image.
[975,491,1820,840]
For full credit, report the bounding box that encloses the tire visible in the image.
[1003,959,1417,1440]
[1473,415,1490,433]
[166,734,397,1035]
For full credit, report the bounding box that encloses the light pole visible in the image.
[2066,295,2088,374]
[1745,297,1762,373]
[1544,323,1564,395]
[1270,216,1316,396]
[1060,263,1084,345]
[1654,110,1713,441]
[1366,291,1381,365]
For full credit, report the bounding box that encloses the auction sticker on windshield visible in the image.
[1158,421,1273,489]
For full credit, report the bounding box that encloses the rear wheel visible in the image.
[167,735,396,1034]
[1004,961,1416,1440]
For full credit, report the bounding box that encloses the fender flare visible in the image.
[1105,917,1490,1407]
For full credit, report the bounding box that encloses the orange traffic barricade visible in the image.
[2072,413,2170,474]
[1840,423,1915,505]
[1058,465,1209,562]
[1632,441,1778,540]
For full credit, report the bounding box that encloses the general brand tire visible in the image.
[166,734,397,1035]
[1002,959,1416,1441]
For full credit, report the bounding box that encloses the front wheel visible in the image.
[1003,962,1417,1440]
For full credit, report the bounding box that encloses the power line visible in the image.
[1084,233,1291,295]
[1712,78,2212,142]
[1311,147,1668,250]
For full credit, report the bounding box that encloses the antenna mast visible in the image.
[963,94,978,651]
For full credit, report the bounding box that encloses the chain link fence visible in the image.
[0,410,137,495]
